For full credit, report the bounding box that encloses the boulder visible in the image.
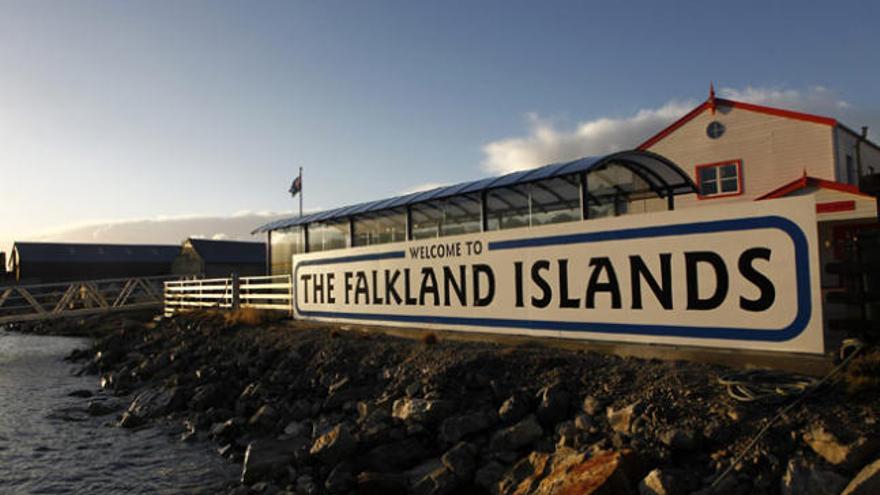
[474,460,507,490]
[86,399,121,416]
[499,395,530,424]
[780,457,848,495]
[241,439,298,484]
[607,403,640,435]
[804,425,880,470]
[441,442,478,479]
[324,463,355,494]
[117,411,145,429]
[127,387,183,418]
[438,411,495,444]
[310,424,357,465]
[841,458,880,495]
[410,465,459,495]
[536,384,570,427]
[355,471,408,495]
[68,389,93,398]
[659,429,702,451]
[392,398,453,424]
[500,448,642,495]
[490,415,543,452]
[582,396,605,416]
[248,404,279,431]
[190,383,225,410]
[363,438,431,472]
[639,468,684,495]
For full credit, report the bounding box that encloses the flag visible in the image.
[289,173,302,198]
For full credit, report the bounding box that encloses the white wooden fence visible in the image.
[0,275,176,324]
[163,274,292,317]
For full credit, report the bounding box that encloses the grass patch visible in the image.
[222,308,283,328]
[420,332,438,346]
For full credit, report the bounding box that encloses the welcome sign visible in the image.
[293,196,823,354]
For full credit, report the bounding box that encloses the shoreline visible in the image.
[7,311,880,494]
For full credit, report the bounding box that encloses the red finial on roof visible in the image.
[709,83,717,115]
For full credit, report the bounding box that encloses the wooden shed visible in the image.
[9,242,179,284]
[171,238,266,278]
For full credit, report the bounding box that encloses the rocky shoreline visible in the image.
[6,311,880,494]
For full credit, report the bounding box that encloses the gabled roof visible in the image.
[637,97,841,150]
[755,175,872,200]
[186,238,266,264]
[12,242,179,264]
[253,150,697,233]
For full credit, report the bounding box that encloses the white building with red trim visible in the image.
[638,87,880,210]
[638,89,880,330]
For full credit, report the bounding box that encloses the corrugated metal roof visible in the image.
[187,239,266,264]
[13,242,180,264]
[253,150,696,233]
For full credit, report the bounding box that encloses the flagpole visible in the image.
[299,166,303,218]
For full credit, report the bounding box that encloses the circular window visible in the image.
[706,121,725,139]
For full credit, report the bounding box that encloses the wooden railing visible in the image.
[163,274,292,317]
[0,275,176,324]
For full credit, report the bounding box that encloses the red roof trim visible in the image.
[816,200,856,213]
[756,175,871,200]
[637,102,709,150]
[637,98,837,150]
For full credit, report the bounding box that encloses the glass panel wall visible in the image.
[270,226,305,275]
[411,201,443,240]
[486,184,530,230]
[529,175,581,226]
[352,208,407,247]
[441,193,482,236]
[308,220,349,252]
[586,163,655,219]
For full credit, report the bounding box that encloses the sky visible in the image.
[1,0,879,257]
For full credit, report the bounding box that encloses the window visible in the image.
[352,208,407,247]
[846,154,856,185]
[270,226,305,275]
[696,160,742,198]
[308,220,349,252]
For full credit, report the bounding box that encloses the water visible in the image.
[0,332,237,494]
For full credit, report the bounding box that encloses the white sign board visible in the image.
[292,196,823,354]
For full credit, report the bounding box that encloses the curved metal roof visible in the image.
[253,150,696,233]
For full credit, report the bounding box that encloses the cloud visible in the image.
[19,211,295,248]
[481,85,874,175]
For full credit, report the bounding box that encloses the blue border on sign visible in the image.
[293,216,812,342]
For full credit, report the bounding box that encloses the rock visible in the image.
[639,468,683,495]
[210,419,238,441]
[364,438,431,472]
[474,460,506,490]
[574,414,593,431]
[490,415,543,452]
[127,387,183,418]
[117,411,144,429]
[841,458,880,495]
[780,457,848,495]
[536,384,570,427]
[284,421,308,437]
[310,424,356,465]
[355,471,408,495]
[501,448,642,495]
[441,442,478,479]
[241,439,298,485]
[296,474,318,495]
[556,420,579,448]
[191,383,225,410]
[68,389,93,398]
[325,385,371,410]
[499,395,529,424]
[804,425,880,470]
[249,404,279,431]
[392,398,453,424]
[86,399,120,416]
[413,467,458,495]
[607,402,640,434]
[324,463,355,494]
[583,396,605,416]
[660,429,702,451]
[438,411,495,444]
